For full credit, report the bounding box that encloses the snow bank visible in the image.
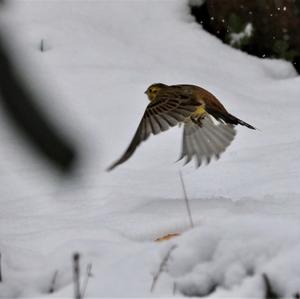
[170,215,300,297]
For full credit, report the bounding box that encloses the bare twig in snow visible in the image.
[40,39,44,52]
[48,270,58,293]
[73,253,81,299]
[151,245,177,292]
[179,170,194,228]
[81,263,93,298]
[0,252,2,282]
[173,282,177,296]
[262,273,280,299]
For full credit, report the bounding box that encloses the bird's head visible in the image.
[145,83,167,101]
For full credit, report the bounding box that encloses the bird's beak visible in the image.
[144,90,147,94]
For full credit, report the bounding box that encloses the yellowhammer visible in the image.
[107,83,255,171]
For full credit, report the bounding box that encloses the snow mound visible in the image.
[167,215,300,298]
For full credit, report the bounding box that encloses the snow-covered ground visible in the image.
[0,0,300,297]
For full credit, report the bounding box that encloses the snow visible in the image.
[229,23,253,47]
[0,0,300,297]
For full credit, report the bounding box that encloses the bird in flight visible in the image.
[107,83,255,171]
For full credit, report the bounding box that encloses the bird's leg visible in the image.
[191,114,205,126]
[190,115,197,124]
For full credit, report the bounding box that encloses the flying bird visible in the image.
[107,83,255,171]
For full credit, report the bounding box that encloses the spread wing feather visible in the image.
[107,90,199,171]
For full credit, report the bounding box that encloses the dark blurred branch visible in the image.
[0,32,78,174]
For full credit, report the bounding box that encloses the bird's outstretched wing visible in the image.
[178,115,236,167]
[107,89,199,171]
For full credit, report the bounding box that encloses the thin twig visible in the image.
[151,245,177,292]
[0,252,2,282]
[173,282,177,296]
[40,39,44,52]
[262,273,279,299]
[48,270,58,293]
[73,253,81,299]
[80,263,93,298]
[179,170,194,228]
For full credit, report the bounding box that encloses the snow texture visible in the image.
[0,0,299,297]
[229,23,253,47]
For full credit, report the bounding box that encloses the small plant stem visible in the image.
[49,270,58,293]
[0,252,2,282]
[173,282,177,295]
[151,245,177,292]
[81,263,92,298]
[40,39,44,52]
[73,253,81,299]
[179,170,194,228]
[262,273,279,299]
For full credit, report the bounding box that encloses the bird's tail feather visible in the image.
[225,114,256,130]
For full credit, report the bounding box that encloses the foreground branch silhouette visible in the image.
[0,31,78,174]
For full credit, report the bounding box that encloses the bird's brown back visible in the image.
[170,84,229,115]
